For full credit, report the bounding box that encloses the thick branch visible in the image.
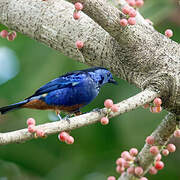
[0,89,158,145]
[67,0,180,113]
[67,0,146,44]
[0,0,127,81]
[118,113,178,180]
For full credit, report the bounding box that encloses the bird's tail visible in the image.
[0,100,28,114]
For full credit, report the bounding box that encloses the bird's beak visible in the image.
[109,78,118,85]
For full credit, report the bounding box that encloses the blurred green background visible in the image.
[0,0,180,179]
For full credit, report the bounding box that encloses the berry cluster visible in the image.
[27,118,45,137]
[119,0,144,27]
[108,148,147,180]
[146,133,179,175]
[58,131,74,144]
[116,149,146,177]
[0,30,17,41]
[73,2,83,20]
[27,118,75,144]
[101,99,119,125]
[108,129,180,180]
[143,97,162,113]
[120,6,137,26]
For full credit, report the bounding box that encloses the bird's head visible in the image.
[88,67,117,86]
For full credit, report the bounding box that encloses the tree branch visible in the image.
[0,0,128,81]
[67,0,180,113]
[0,1,179,178]
[118,113,178,180]
[0,89,158,145]
[67,0,146,44]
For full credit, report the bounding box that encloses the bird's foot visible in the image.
[57,113,62,120]
[74,111,83,116]
[55,110,63,121]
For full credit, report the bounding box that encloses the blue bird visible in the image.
[0,67,117,117]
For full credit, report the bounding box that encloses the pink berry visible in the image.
[116,165,125,173]
[0,30,8,38]
[162,149,169,156]
[116,158,125,166]
[122,5,130,14]
[146,136,155,145]
[128,8,137,17]
[111,105,119,112]
[124,161,130,168]
[129,148,138,156]
[128,17,136,25]
[150,106,162,113]
[149,146,159,156]
[134,166,143,176]
[127,167,135,174]
[58,131,69,142]
[74,2,83,11]
[75,40,84,49]
[11,31,17,39]
[104,99,113,108]
[65,136,74,144]
[155,154,162,161]
[155,161,164,170]
[120,19,128,27]
[73,12,81,20]
[135,0,144,8]
[28,125,36,133]
[140,177,148,180]
[121,151,132,161]
[174,129,180,137]
[127,0,136,6]
[121,151,129,158]
[156,106,162,113]
[165,29,173,38]
[7,34,15,41]
[36,129,45,137]
[153,98,162,106]
[149,166,157,175]
[143,103,149,109]
[107,176,116,180]
[27,118,36,126]
[100,117,109,125]
[145,19,153,25]
[166,144,176,152]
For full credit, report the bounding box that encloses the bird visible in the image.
[0,67,117,118]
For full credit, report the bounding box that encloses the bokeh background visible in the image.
[0,0,180,179]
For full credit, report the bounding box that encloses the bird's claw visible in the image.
[57,113,62,120]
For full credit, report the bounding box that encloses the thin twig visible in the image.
[118,113,178,180]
